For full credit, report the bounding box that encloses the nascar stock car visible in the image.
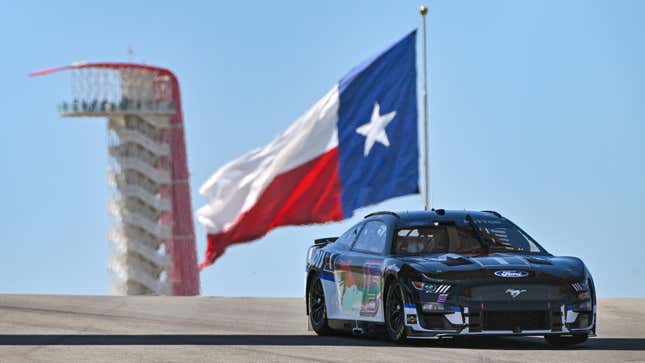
[305,210,596,345]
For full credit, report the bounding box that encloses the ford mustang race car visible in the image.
[305,210,596,345]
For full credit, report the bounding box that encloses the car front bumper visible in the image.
[402,302,596,339]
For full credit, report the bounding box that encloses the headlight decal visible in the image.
[571,282,584,292]
[411,281,451,294]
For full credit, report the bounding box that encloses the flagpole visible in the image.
[420,5,430,211]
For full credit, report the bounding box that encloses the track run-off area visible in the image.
[0,295,643,362]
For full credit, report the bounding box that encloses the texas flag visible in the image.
[197,31,419,269]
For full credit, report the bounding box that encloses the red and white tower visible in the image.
[32,62,200,295]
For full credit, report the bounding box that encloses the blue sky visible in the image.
[0,0,643,297]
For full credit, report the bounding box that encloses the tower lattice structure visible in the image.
[32,63,200,295]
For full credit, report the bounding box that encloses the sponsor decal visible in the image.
[505,288,527,298]
[406,314,418,324]
[494,270,529,278]
[436,293,448,303]
[310,249,325,269]
[309,250,337,273]
[385,263,400,272]
[323,254,334,272]
[334,259,383,317]
[360,262,382,317]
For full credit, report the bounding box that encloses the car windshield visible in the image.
[393,219,543,256]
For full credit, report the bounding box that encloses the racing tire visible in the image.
[544,334,588,346]
[384,280,407,343]
[308,273,331,336]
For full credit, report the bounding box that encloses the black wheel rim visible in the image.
[387,285,404,333]
[309,278,326,327]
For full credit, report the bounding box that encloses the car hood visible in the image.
[399,253,585,283]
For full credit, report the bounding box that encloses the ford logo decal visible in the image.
[494,270,529,278]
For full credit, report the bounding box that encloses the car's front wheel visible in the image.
[544,334,588,346]
[384,280,407,343]
[308,273,331,335]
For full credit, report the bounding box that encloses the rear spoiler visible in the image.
[314,237,338,246]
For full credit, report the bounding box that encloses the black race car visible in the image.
[305,210,596,345]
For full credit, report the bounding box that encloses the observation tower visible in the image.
[32,62,200,295]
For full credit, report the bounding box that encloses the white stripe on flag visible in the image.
[197,86,340,234]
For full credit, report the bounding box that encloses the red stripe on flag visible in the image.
[200,148,343,269]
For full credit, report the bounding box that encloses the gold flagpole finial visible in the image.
[420,5,428,15]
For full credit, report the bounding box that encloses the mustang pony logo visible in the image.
[505,288,527,298]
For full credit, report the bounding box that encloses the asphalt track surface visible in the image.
[0,295,643,362]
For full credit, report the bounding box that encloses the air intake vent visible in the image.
[442,256,473,266]
[526,257,552,265]
[482,311,549,331]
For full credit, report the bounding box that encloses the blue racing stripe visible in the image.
[320,272,335,282]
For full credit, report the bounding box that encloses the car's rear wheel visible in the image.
[384,280,407,343]
[308,274,331,335]
[544,334,588,346]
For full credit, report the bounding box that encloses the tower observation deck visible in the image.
[32,62,200,295]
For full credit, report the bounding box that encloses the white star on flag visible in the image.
[355,102,397,156]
